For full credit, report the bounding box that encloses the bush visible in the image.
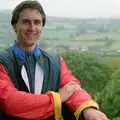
[101,69,120,119]
[61,52,112,99]
[112,117,120,120]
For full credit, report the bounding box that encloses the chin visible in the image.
[24,41,36,47]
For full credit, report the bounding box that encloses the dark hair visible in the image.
[11,0,46,27]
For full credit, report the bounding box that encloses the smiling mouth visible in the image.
[25,33,35,37]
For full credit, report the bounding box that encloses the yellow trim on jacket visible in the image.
[74,100,99,120]
[48,91,63,120]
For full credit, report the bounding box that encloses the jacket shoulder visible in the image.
[42,51,60,67]
[0,48,14,65]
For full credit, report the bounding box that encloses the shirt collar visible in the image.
[11,44,41,60]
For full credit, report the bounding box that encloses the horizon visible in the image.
[0,9,120,19]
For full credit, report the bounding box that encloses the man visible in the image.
[0,0,108,120]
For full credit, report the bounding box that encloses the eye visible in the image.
[34,20,42,25]
[21,19,30,24]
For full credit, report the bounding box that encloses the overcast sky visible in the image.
[0,0,120,18]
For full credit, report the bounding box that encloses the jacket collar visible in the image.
[11,44,41,60]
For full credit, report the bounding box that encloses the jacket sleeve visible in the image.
[60,57,99,118]
[0,64,54,120]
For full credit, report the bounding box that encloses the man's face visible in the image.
[14,8,43,48]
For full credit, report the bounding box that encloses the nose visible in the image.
[29,22,36,31]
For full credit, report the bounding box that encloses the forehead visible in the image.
[19,8,42,20]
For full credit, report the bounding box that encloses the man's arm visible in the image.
[0,64,78,120]
[60,57,98,112]
[60,58,109,120]
[0,64,54,119]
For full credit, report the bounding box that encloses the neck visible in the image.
[16,42,37,52]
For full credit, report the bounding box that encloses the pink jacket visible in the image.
[0,58,98,119]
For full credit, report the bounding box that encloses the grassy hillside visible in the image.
[61,52,120,120]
